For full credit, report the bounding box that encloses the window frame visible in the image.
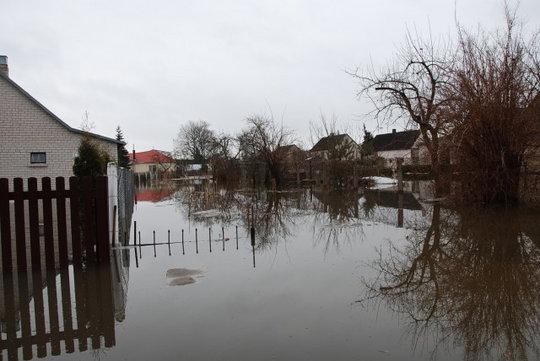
[30,152,47,165]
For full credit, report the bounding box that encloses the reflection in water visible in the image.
[134,182,540,360]
[311,190,364,253]
[364,206,540,361]
[135,182,177,203]
[171,183,310,251]
[170,182,371,253]
[0,251,127,360]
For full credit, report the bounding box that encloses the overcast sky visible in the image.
[1,0,539,151]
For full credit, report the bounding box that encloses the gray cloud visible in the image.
[1,0,538,151]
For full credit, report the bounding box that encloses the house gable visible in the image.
[310,134,358,152]
[0,74,119,180]
[0,72,122,145]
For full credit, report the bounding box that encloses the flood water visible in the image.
[3,181,540,361]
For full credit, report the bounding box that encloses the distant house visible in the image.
[129,149,176,180]
[373,129,423,168]
[275,144,307,182]
[309,133,360,160]
[275,144,305,164]
[0,56,122,181]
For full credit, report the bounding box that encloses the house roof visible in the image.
[276,144,300,151]
[310,134,357,152]
[276,144,304,154]
[0,71,123,145]
[130,149,175,164]
[373,130,420,152]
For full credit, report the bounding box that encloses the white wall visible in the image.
[0,76,118,183]
[132,162,176,174]
[377,149,411,161]
[377,149,412,169]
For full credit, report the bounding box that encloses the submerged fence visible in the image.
[0,176,110,273]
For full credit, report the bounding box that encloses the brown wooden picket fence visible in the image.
[0,176,110,273]
[0,176,115,360]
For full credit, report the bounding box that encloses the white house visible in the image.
[129,149,176,181]
[0,56,122,182]
[309,133,360,160]
[373,129,424,168]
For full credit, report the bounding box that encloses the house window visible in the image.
[30,152,47,164]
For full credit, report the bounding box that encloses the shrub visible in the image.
[73,136,110,177]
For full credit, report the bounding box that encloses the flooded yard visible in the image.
[3,182,540,361]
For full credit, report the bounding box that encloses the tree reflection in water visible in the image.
[310,190,365,253]
[172,184,366,252]
[172,183,310,251]
[364,205,540,361]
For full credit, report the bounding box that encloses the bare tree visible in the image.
[237,115,292,188]
[151,150,174,177]
[309,112,340,147]
[173,121,217,165]
[209,133,241,184]
[449,8,540,205]
[349,33,455,197]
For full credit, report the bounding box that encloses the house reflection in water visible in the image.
[364,188,424,228]
[0,250,129,360]
[135,184,177,203]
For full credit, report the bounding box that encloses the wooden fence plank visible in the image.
[86,265,101,350]
[69,177,82,265]
[41,177,55,270]
[95,177,109,262]
[81,177,96,263]
[45,269,61,355]
[0,178,13,274]
[27,178,41,271]
[14,178,27,271]
[28,183,47,357]
[73,265,88,351]
[59,268,75,353]
[32,270,47,358]
[2,273,17,361]
[56,177,69,267]
[16,270,33,360]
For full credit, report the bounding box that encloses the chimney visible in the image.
[392,129,396,134]
[0,55,8,77]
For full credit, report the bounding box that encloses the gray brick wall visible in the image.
[0,76,118,183]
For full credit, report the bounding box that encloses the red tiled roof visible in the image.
[129,149,175,164]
